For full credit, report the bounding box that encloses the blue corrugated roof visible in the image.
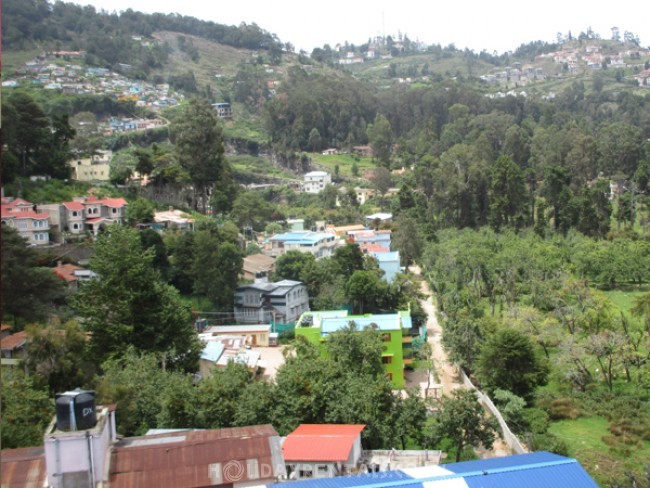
[371,251,400,262]
[321,314,402,334]
[266,452,597,488]
[200,341,224,362]
[445,451,565,473]
[271,231,334,245]
[270,470,413,488]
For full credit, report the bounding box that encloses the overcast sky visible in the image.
[71,0,649,54]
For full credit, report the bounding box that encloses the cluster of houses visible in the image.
[1,195,128,246]
[0,389,598,487]
[3,55,183,111]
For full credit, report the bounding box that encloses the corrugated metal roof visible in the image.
[267,452,598,488]
[291,425,366,437]
[321,315,402,334]
[0,446,47,488]
[283,425,365,462]
[200,341,225,362]
[444,451,565,473]
[110,425,283,488]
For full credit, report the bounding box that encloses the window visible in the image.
[317,465,328,476]
[112,208,118,214]
[72,210,79,217]
[382,356,393,364]
[386,372,393,381]
[18,220,27,229]
[73,223,80,230]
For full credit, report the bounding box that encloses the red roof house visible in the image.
[282,424,365,480]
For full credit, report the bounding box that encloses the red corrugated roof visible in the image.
[0,331,29,351]
[282,424,365,462]
[110,425,281,488]
[0,446,46,488]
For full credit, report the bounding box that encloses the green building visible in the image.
[294,310,422,388]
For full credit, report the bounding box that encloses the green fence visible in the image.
[271,322,296,337]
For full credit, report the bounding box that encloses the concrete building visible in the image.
[234,280,310,324]
[267,231,338,259]
[282,424,365,480]
[303,171,331,194]
[1,197,50,246]
[295,310,422,388]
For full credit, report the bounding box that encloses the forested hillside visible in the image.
[2,3,650,487]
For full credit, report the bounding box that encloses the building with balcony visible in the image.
[294,310,423,388]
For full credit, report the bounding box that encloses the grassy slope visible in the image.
[549,417,650,486]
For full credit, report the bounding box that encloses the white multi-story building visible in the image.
[303,171,331,193]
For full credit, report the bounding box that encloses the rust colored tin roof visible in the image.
[0,446,47,488]
[109,424,282,488]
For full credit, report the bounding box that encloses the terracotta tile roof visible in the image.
[53,263,83,282]
[110,424,282,488]
[282,424,365,462]
[360,243,389,253]
[1,324,13,333]
[0,210,50,220]
[0,331,29,351]
[0,446,46,487]
[63,201,85,211]
[100,198,128,208]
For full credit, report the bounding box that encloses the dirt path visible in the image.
[410,265,511,458]
[412,266,463,397]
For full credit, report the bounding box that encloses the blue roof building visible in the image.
[371,251,401,283]
[268,231,338,259]
[268,452,598,488]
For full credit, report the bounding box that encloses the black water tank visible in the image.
[55,389,97,431]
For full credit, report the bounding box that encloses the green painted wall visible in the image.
[295,320,405,388]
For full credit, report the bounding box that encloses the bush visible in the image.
[547,398,580,420]
[529,432,570,456]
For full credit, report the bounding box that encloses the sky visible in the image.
[71,0,649,54]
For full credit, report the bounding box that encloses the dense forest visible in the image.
[2,2,650,487]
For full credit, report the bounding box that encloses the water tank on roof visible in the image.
[55,389,97,431]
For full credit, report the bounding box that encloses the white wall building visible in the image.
[303,171,331,194]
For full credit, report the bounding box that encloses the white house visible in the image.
[303,171,331,194]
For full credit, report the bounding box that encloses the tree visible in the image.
[392,215,422,270]
[1,369,54,448]
[191,231,242,310]
[230,192,275,232]
[346,270,388,314]
[332,243,366,279]
[126,197,155,226]
[72,225,201,371]
[273,250,316,282]
[476,328,549,402]
[25,321,93,394]
[370,167,392,204]
[393,389,428,449]
[326,321,385,377]
[489,156,527,230]
[172,98,229,214]
[429,389,499,462]
[1,226,67,327]
[367,114,393,167]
